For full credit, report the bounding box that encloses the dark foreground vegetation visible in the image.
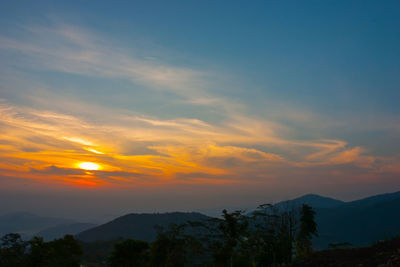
[1,204,318,266]
[1,203,399,267]
[0,233,81,266]
[75,191,400,250]
[291,237,400,267]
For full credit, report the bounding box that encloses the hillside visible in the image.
[76,192,400,247]
[314,193,400,248]
[251,191,400,249]
[77,212,211,242]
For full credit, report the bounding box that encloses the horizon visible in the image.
[2,189,399,223]
[1,1,400,222]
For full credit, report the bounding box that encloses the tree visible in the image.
[296,204,318,258]
[150,223,187,267]
[26,236,47,267]
[108,239,149,267]
[275,204,299,263]
[209,209,249,267]
[249,203,299,266]
[0,234,82,267]
[44,235,82,267]
[0,233,27,267]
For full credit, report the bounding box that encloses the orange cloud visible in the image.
[0,100,393,187]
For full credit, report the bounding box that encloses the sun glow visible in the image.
[78,162,101,170]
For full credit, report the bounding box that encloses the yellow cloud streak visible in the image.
[0,101,387,187]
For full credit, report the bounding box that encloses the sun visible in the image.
[78,162,101,170]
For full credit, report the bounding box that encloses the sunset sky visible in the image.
[1,1,399,220]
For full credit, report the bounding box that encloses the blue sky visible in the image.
[0,0,399,219]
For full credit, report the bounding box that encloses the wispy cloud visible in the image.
[0,100,390,187]
[1,21,398,189]
[0,23,209,99]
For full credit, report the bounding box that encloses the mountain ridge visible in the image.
[2,191,399,249]
[77,211,211,242]
[274,193,345,209]
[36,223,97,241]
[75,191,400,249]
[0,212,75,238]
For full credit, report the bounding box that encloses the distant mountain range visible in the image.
[313,191,400,248]
[0,212,95,240]
[76,191,400,249]
[36,223,97,241]
[2,191,399,249]
[271,191,400,248]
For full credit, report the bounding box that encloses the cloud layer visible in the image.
[0,22,398,192]
[1,99,394,188]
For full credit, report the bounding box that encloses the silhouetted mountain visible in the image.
[275,194,344,209]
[247,191,400,249]
[344,191,400,208]
[314,191,400,248]
[0,212,74,238]
[77,191,400,249]
[77,212,210,242]
[36,223,97,241]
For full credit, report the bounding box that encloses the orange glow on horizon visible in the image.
[1,100,391,189]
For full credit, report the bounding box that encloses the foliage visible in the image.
[209,209,249,266]
[42,235,82,267]
[80,239,124,266]
[0,204,318,267]
[0,233,27,267]
[246,203,299,266]
[148,205,308,267]
[0,233,82,267]
[296,204,318,259]
[149,223,200,267]
[108,239,149,267]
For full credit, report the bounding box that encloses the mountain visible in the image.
[0,212,74,238]
[77,191,400,249]
[250,191,400,249]
[344,191,400,208]
[36,223,97,241]
[314,191,400,248]
[77,212,210,242]
[274,194,345,209]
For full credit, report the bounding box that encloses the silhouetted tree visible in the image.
[215,209,249,266]
[44,235,82,267]
[296,204,318,258]
[80,239,123,266]
[276,204,299,263]
[26,236,47,267]
[150,223,187,267]
[108,239,149,267]
[188,209,251,266]
[0,233,27,267]
[72,204,317,266]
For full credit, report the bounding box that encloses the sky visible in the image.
[0,0,399,221]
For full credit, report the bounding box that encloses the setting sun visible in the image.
[78,162,101,171]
